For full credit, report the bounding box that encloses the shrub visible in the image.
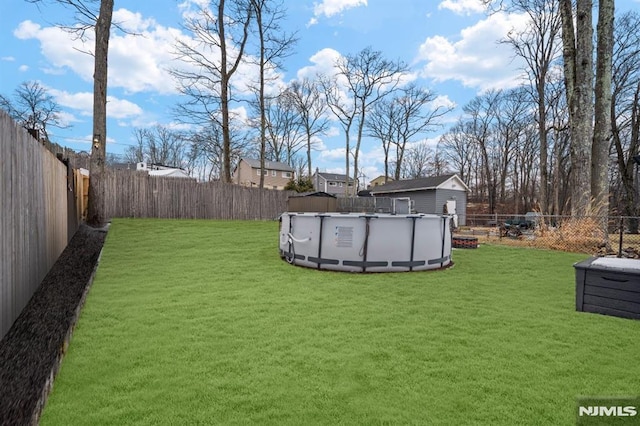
[285,178,314,193]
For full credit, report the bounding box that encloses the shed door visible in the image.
[446,200,456,214]
[447,199,458,228]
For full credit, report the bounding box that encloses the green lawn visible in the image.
[41,219,640,425]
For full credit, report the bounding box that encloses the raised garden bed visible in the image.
[0,225,106,425]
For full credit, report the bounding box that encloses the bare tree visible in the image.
[128,126,189,168]
[503,0,562,214]
[591,0,615,216]
[366,84,451,181]
[559,0,593,215]
[545,74,572,215]
[249,0,296,188]
[401,142,435,179]
[335,47,407,192]
[611,11,640,230]
[172,0,252,183]
[320,74,359,195]
[289,153,308,180]
[86,0,113,225]
[259,92,306,164]
[438,120,477,186]
[391,85,452,180]
[124,132,145,164]
[365,96,398,183]
[559,0,616,217]
[286,78,330,177]
[27,0,113,225]
[463,90,501,213]
[187,122,252,181]
[493,88,531,204]
[0,81,68,141]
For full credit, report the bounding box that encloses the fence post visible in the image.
[618,217,624,258]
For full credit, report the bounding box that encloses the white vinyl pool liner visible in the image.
[279,212,453,272]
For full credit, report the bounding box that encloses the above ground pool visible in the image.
[279,212,453,272]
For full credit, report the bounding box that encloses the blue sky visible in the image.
[2,0,639,181]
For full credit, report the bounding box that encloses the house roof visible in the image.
[289,191,337,198]
[313,171,355,183]
[148,169,192,178]
[109,162,138,170]
[370,175,394,182]
[369,174,469,194]
[241,157,294,172]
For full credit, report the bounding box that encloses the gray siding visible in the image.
[372,188,467,225]
[435,189,467,226]
[410,191,437,214]
[313,176,353,197]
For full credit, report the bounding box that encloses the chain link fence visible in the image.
[457,214,640,257]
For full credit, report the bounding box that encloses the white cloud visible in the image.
[49,89,143,119]
[109,26,182,94]
[14,20,95,80]
[178,0,212,20]
[416,12,528,91]
[55,111,81,127]
[432,95,457,110]
[14,14,182,95]
[19,65,29,72]
[2,56,15,61]
[296,48,342,80]
[438,0,486,15]
[319,147,346,161]
[325,126,341,138]
[112,8,157,33]
[308,0,368,26]
[107,97,144,119]
[49,90,93,114]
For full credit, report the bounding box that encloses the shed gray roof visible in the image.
[241,158,294,171]
[369,174,466,194]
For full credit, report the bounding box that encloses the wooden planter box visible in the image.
[574,257,640,320]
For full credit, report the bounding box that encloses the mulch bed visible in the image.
[0,225,106,426]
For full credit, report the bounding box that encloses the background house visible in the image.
[233,158,294,190]
[312,170,355,197]
[368,175,394,188]
[110,162,191,178]
[369,174,469,225]
[136,162,191,179]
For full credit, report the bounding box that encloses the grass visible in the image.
[41,219,640,425]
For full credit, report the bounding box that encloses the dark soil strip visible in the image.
[0,225,106,426]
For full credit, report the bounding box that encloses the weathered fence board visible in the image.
[1,111,75,340]
[104,170,293,220]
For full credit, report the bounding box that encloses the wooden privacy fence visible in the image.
[0,111,79,340]
[104,170,293,220]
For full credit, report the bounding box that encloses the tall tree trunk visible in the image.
[87,0,113,226]
[219,0,232,183]
[306,129,312,178]
[591,0,614,217]
[352,106,366,195]
[560,0,593,216]
[538,87,549,214]
[217,0,251,182]
[256,3,266,190]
